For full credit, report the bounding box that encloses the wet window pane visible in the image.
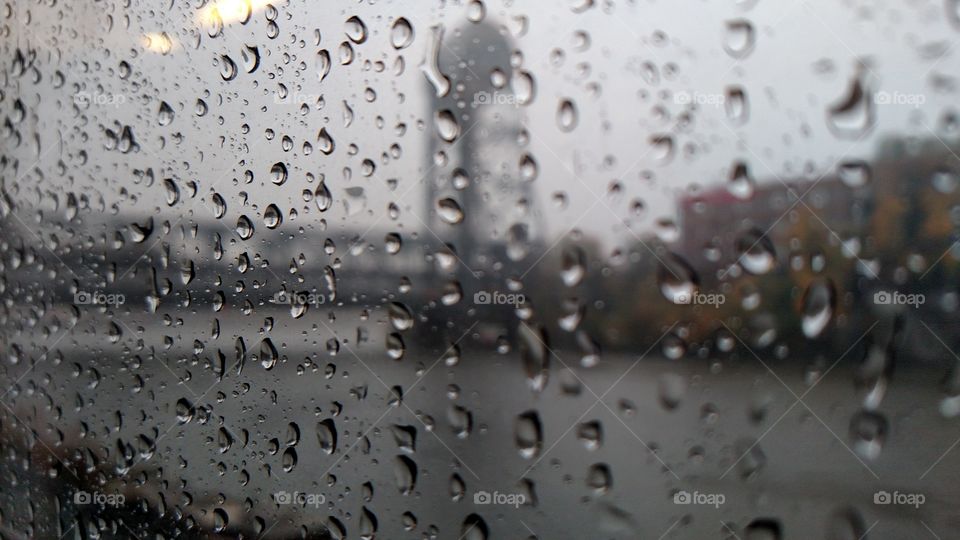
[2,1,960,538]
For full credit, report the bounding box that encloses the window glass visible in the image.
[2,1,959,538]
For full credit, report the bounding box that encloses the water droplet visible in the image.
[260,338,279,369]
[163,178,179,206]
[586,463,612,493]
[728,161,756,200]
[726,86,749,124]
[158,101,175,126]
[561,246,586,286]
[317,419,337,454]
[241,44,260,73]
[649,134,674,163]
[658,254,699,304]
[388,302,414,331]
[437,198,464,224]
[932,168,958,193]
[467,0,486,22]
[557,98,578,131]
[218,427,234,453]
[387,333,406,360]
[578,421,602,450]
[211,193,227,218]
[460,515,488,540]
[340,42,354,65]
[282,447,297,472]
[391,17,414,49]
[270,162,288,185]
[394,455,417,494]
[801,278,835,338]
[850,410,887,460]
[724,19,756,58]
[359,507,378,539]
[658,373,687,409]
[317,49,331,82]
[345,16,367,44]
[420,24,451,97]
[175,398,195,424]
[447,405,473,438]
[315,181,333,211]
[520,324,549,392]
[827,69,875,139]
[838,160,871,188]
[507,223,531,261]
[513,70,536,105]
[385,233,402,254]
[263,204,283,229]
[213,508,229,532]
[219,54,238,80]
[317,128,335,154]
[736,228,777,274]
[745,519,782,540]
[519,154,538,182]
[515,411,542,459]
[735,438,767,479]
[435,110,460,142]
[236,215,255,240]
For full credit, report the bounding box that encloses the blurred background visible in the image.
[2,0,960,538]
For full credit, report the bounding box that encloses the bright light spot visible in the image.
[198,0,271,27]
[141,32,175,54]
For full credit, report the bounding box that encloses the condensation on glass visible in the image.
[1,0,960,538]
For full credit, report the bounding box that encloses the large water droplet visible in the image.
[344,16,367,43]
[724,19,756,58]
[437,198,464,224]
[391,17,414,49]
[827,70,875,139]
[393,455,417,494]
[236,215,255,240]
[317,49,331,82]
[736,228,777,274]
[158,101,175,126]
[435,110,460,142]
[317,419,338,454]
[219,54,238,80]
[658,254,699,304]
[264,204,282,229]
[241,44,260,73]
